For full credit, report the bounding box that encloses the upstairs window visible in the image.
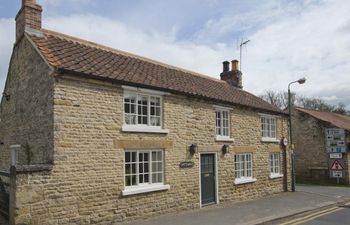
[122,86,169,133]
[215,108,233,141]
[261,115,277,141]
[124,93,161,127]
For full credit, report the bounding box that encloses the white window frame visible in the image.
[260,114,279,142]
[214,106,234,142]
[234,153,257,185]
[269,152,283,179]
[122,86,169,134]
[122,149,170,196]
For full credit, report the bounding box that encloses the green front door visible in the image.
[201,154,216,205]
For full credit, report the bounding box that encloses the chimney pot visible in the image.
[222,61,230,72]
[231,60,239,71]
[220,59,243,89]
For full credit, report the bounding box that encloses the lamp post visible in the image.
[288,77,306,192]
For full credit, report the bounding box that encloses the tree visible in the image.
[260,90,349,115]
[259,90,295,109]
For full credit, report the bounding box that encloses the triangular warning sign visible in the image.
[331,160,344,170]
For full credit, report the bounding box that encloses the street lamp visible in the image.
[288,77,306,192]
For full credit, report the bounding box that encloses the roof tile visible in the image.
[28,29,284,114]
[296,107,350,130]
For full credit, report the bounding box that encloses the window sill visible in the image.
[122,125,169,134]
[122,184,170,196]
[261,137,280,143]
[215,136,234,142]
[269,173,283,179]
[234,177,257,185]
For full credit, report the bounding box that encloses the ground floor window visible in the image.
[270,152,282,178]
[125,150,164,187]
[234,153,256,184]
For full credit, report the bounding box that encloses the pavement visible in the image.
[123,185,350,225]
[0,185,349,225]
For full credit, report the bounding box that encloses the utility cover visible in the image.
[331,160,344,170]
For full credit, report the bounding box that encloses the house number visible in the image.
[179,161,194,168]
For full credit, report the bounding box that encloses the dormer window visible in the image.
[122,86,169,134]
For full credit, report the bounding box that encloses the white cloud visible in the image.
[44,14,231,77]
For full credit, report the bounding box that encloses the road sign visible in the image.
[331,171,343,178]
[329,159,345,179]
[331,160,344,170]
[329,153,342,159]
[325,128,347,153]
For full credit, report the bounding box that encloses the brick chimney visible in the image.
[220,59,243,89]
[15,0,42,42]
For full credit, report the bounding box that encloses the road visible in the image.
[266,185,350,225]
[270,202,350,225]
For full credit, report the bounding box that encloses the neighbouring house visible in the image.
[293,107,350,184]
[0,1,290,224]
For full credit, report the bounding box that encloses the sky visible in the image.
[0,0,350,110]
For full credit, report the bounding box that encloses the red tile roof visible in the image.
[28,29,284,114]
[296,107,350,130]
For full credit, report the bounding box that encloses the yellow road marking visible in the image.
[292,207,343,225]
[279,207,339,225]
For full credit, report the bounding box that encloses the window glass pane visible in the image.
[216,111,221,135]
[157,173,162,182]
[152,162,157,172]
[137,95,148,125]
[126,176,131,186]
[156,107,161,116]
[124,94,137,125]
[125,164,131,175]
[131,175,136,185]
[125,152,130,163]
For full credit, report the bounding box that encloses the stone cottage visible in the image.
[0,1,290,224]
[293,107,350,184]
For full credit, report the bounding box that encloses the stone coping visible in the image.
[14,164,53,173]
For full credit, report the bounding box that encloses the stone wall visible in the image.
[0,172,10,220]
[293,110,349,184]
[293,110,328,180]
[0,36,54,170]
[11,73,290,225]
